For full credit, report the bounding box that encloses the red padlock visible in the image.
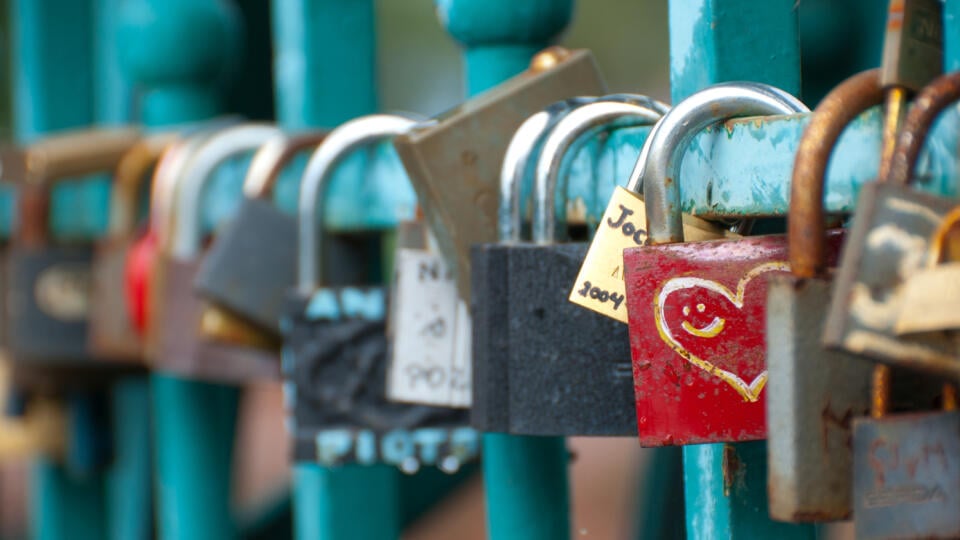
[125,228,156,335]
[621,83,828,446]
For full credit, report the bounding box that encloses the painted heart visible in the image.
[654,262,788,402]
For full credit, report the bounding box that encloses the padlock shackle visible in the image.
[533,95,668,244]
[108,134,179,240]
[167,124,282,259]
[24,127,141,184]
[635,83,808,246]
[886,71,960,186]
[242,131,329,199]
[15,127,141,246]
[499,98,593,243]
[790,69,883,278]
[928,205,960,266]
[297,114,424,293]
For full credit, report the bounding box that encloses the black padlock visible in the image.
[471,97,665,436]
[194,131,327,336]
[5,128,139,366]
[283,115,476,472]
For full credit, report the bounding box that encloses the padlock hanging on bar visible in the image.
[621,83,811,446]
[283,114,475,472]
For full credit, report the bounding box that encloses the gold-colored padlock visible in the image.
[568,184,734,324]
[895,205,960,335]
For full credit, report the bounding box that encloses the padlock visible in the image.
[621,83,812,446]
[471,96,666,435]
[895,204,960,334]
[88,134,177,362]
[5,128,140,366]
[852,369,960,538]
[823,71,960,382]
[194,131,328,336]
[283,114,476,471]
[148,124,283,382]
[765,70,881,522]
[394,46,607,301]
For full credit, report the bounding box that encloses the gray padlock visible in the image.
[195,131,327,336]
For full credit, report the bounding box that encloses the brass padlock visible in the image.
[393,46,607,300]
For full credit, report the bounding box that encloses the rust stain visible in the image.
[820,400,855,451]
[722,444,741,497]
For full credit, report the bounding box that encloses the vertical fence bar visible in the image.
[437,1,575,538]
[666,1,814,538]
[119,1,240,539]
[270,2,405,539]
[11,1,107,539]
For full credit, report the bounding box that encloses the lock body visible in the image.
[766,276,873,521]
[852,410,960,539]
[471,242,636,435]
[283,286,477,470]
[6,245,95,364]
[394,49,606,300]
[195,197,297,335]
[88,236,143,361]
[624,232,844,445]
[824,182,960,380]
[149,254,279,382]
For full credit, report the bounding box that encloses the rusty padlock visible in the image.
[89,134,177,362]
[823,71,960,382]
[621,83,812,446]
[766,70,881,522]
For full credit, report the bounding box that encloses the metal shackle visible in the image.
[533,94,669,244]
[242,131,329,200]
[790,69,883,279]
[886,71,960,187]
[108,133,179,239]
[297,114,425,293]
[630,82,809,245]
[168,124,282,259]
[499,97,595,243]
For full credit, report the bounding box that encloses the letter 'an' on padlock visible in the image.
[824,71,960,381]
[621,84,810,446]
[394,47,607,301]
[4,127,140,367]
[895,204,960,335]
[766,69,883,523]
[472,96,670,435]
[852,368,960,538]
[284,115,473,470]
[194,131,328,337]
[88,134,178,362]
[148,124,284,382]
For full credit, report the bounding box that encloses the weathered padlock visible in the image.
[823,71,960,382]
[766,70,882,522]
[621,83,812,446]
[471,96,665,435]
[194,131,328,336]
[88,134,177,362]
[148,124,283,382]
[284,114,476,471]
[393,47,606,300]
[852,369,960,538]
[5,128,140,365]
[895,204,960,334]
